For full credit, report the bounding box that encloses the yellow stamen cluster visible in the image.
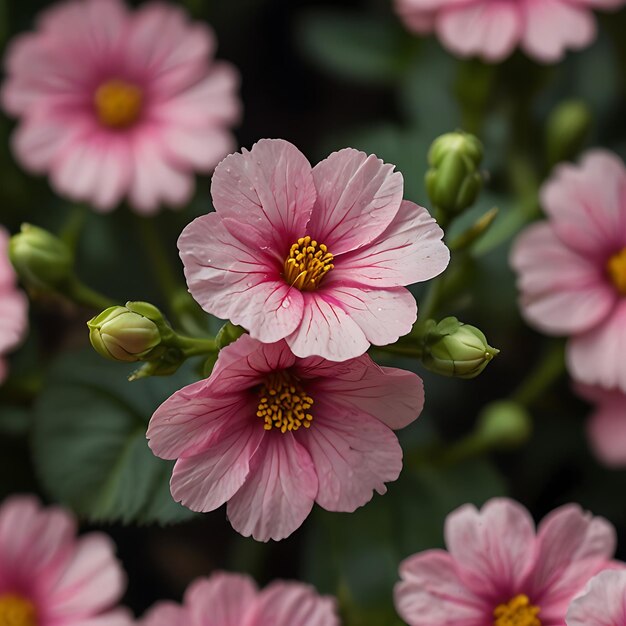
[94,79,143,129]
[608,248,626,296]
[493,594,541,626]
[283,236,334,291]
[256,371,314,433]
[0,593,37,626]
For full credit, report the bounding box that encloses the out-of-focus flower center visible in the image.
[283,236,334,291]
[94,80,143,129]
[493,594,541,626]
[257,370,313,433]
[607,248,626,295]
[0,593,37,626]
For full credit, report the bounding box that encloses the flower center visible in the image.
[0,593,37,626]
[607,248,626,296]
[256,370,314,433]
[493,594,541,626]
[283,237,334,291]
[94,79,143,128]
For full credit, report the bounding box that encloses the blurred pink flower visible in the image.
[395,497,616,626]
[141,571,339,626]
[511,150,626,393]
[0,226,28,384]
[566,569,626,626]
[2,0,240,214]
[0,495,130,626]
[179,138,449,362]
[147,333,424,541]
[394,0,626,63]
[576,383,626,468]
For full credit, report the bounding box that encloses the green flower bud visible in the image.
[546,99,592,167]
[475,400,532,449]
[426,131,483,217]
[128,347,185,381]
[421,317,499,379]
[88,303,164,362]
[9,224,73,291]
[216,322,246,350]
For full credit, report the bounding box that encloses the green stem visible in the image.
[66,279,115,310]
[59,205,87,253]
[512,341,566,407]
[416,277,444,325]
[174,335,217,357]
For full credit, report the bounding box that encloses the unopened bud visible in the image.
[546,100,591,167]
[88,302,165,362]
[475,401,532,449]
[426,131,483,217]
[9,224,73,291]
[421,317,499,379]
[216,322,246,350]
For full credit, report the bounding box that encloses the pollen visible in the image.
[0,593,37,626]
[283,236,334,291]
[493,594,541,626]
[256,370,314,433]
[607,248,626,296]
[94,79,143,129]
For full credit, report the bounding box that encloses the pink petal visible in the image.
[179,212,305,343]
[140,602,186,626]
[297,399,402,512]
[160,126,235,174]
[250,582,339,626]
[66,609,134,626]
[332,201,449,287]
[521,0,596,63]
[286,293,369,362]
[444,498,536,599]
[308,148,404,255]
[567,301,626,393]
[436,1,522,62]
[510,222,615,335]
[226,433,318,542]
[305,355,424,430]
[170,422,265,513]
[395,550,488,626]
[186,573,257,626]
[586,390,626,468]
[540,150,626,257]
[528,504,616,619]
[566,570,626,626]
[0,290,28,355]
[210,139,317,246]
[324,285,417,347]
[394,2,436,33]
[46,534,126,619]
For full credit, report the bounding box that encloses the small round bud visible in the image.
[422,317,499,379]
[546,99,592,166]
[426,131,483,217]
[475,401,532,449]
[9,224,73,291]
[216,322,246,350]
[88,303,163,362]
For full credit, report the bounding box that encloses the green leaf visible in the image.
[32,349,196,525]
[297,9,414,84]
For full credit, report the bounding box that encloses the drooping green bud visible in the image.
[216,322,246,350]
[546,99,592,167]
[87,301,166,362]
[426,131,483,218]
[421,317,499,379]
[9,224,73,292]
[475,400,532,449]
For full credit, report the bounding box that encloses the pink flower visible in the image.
[147,333,424,541]
[179,138,449,362]
[395,497,616,626]
[0,494,130,626]
[566,569,626,626]
[394,0,626,63]
[1,0,240,214]
[140,571,339,626]
[575,383,626,468]
[511,151,626,393]
[0,226,28,384]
